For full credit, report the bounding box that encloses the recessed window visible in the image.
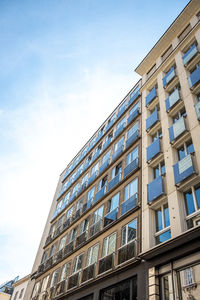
[111,162,122,179]
[153,161,166,179]
[152,129,162,142]
[161,44,173,61]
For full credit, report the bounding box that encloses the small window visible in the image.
[86,244,99,266]
[102,233,116,257]
[130,85,140,99]
[121,218,137,246]
[73,253,84,273]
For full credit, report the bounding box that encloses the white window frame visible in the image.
[73,253,84,274]
[86,243,99,266]
[121,218,137,246]
[102,232,116,257]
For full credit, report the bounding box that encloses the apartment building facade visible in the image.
[25,1,200,299]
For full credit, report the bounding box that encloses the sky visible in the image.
[0,0,190,282]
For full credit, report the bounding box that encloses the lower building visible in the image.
[11,275,30,300]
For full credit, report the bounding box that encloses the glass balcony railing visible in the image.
[63,241,74,257]
[127,108,139,125]
[121,193,138,216]
[82,197,93,212]
[98,253,114,274]
[102,137,112,151]
[168,117,187,143]
[117,105,126,119]
[95,130,104,143]
[88,171,98,186]
[195,102,200,120]
[182,44,198,66]
[94,185,107,203]
[128,90,140,106]
[188,66,200,90]
[69,191,78,203]
[104,207,118,227]
[118,240,136,264]
[163,67,176,88]
[165,89,181,112]
[147,176,164,203]
[82,263,96,283]
[91,149,101,163]
[105,119,115,132]
[112,145,124,162]
[146,138,161,162]
[145,86,157,107]
[114,123,126,139]
[68,273,79,290]
[124,158,139,178]
[82,160,90,173]
[126,130,139,149]
[99,158,110,175]
[89,219,102,237]
[108,173,121,192]
[76,230,88,247]
[146,108,159,131]
[173,154,195,185]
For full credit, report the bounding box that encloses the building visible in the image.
[24,0,200,299]
[11,275,30,300]
[0,277,19,300]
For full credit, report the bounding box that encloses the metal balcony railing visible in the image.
[125,130,139,149]
[82,197,93,213]
[88,171,98,186]
[99,158,110,175]
[146,108,159,131]
[108,173,121,192]
[68,272,80,290]
[76,230,88,247]
[118,240,137,264]
[182,44,198,66]
[98,253,114,274]
[173,154,195,186]
[114,123,126,139]
[145,86,157,106]
[117,105,126,119]
[112,145,124,162]
[146,138,161,162]
[94,186,107,203]
[128,90,140,106]
[105,119,115,133]
[147,176,164,203]
[102,137,112,151]
[124,158,139,178]
[188,66,200,90]
[89,219,102,237]
[127,108,140,125]
[63,241,74,257]
[168,117,187,143]
[82,263,96,283]
[163,67,176,88]
[165,89,181,112]
[55,280,66,297]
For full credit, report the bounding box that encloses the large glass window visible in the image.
[87,186,95,202]
[60,261,71,281]
[73,253,84,273]
[49,243,57,257]
[80,218,89,234]
[91,162,99,175]
[69,227,77,243]
[126,147,138,166]
[127,121,139,139]
[86,244,99,266]
[102,233,116,257]
[155,203,171,245]
[124,178,138,202]
[50,268,60,287]
[107,193,119,213]
[121,219,137,246]
[93,206,104,224]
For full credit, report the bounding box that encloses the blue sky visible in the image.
[0,0,190,282]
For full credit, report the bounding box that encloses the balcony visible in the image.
[91,149,101,162]
[54,249,63,264]
[168,117,187,143]
[112,145,124,162]
[126,130,139,149]
[108,173,121,192]
[77,182,87,195]
[118,240,136,264]
[99,159,110,175]
[82,197,93,213]
[188,66,200,91]
[88,171,98,186]
[146,108,159,131]
[117,105,126,119]
[94,186,107,203]
[55,280,66,297]
[165,89,181,112]
[105,119,115,132]
[74,169,82,182]
[146,138,161,163]
[114,123,126,139]
[82,263,96,283]
[68,272,79,290]
[182,44,198,66]
[76,230,88,247]
[147,176,164,203]
[72,209,81,222]
[128,90,140,106]
[89,219,102,237]
[96,130,104,143]
[163,67,176,88]
[104,207,118,227]
[127,108,140,125]
[102,137,112,151]
[70,191,78,203]
[195,101,200,120]
[45,257,53,270]
[98,253,114,274]
[145,86,157,107]
[37,263,45,274]
[173,154,195,186]
[82,160,91,173]
[121,193,138,216]
[124,158,139,178]
[63,218,71,231]
[63,241,74,257]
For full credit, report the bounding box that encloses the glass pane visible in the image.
[194,185,200,209]
[127,219,137,242]
[77,254,83,271]
[111,193,119,211]
[124,185,129,202]
[60,262,71,281]
[184,190,195,215]
[86,248,92,266]
[156,230,171,244]
[129,178,138,198]
[164,204,170,228]
[130,102,139,115]
[178,146,185,161]
[91,244,99,264]
[59,236,67,250]
[127,122,138,139]
[108,233,116,255]
[187,142,194,154]
[155,208,163,232]
[102,239,107,257]
[178,264,200,299]
[121,227,126,246]
[153,166,160,179]
[161,273,173,300]
[161,163,166,175]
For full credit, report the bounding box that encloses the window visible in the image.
[177,140,194,161]
[118,101,126,112]
[73,253,84,273]
[19,288,24,299]
[98,175,108,191]
[124,178,138,202]
[60,261,71,281]
[50,268,60,287]
[152,129,162,142]
[64,191,71,205]
[105,132,113,143]
[82,173,88,185]
[49,223,56,237]
[153,161,166,179]
[72,182,79,194]
[102,232,116,257]
[116,117,125,130]
[107,193,119,214]
[102,150,111,164]
[69,227,77,243]
[197,93,200,102]
[177,264,200,298]
[129,102,139,115]
[108,114,115,124]
[89,136,96,148]
[41,275,50,292]
[130,85,140,99]
[13,292,18,300]
[76,198,83,212]
[49,243,57,257]
[147,64,156,78]
[111,162,122,179]
[91,162,99,175]
[55,199,63,214]
[126,147,138,166]
[57,215,65,228]
[80,218,89,234]
[66,207,73,220]
[32,282,40,298]
[59,235,67,251]
[87,186,95,202]
[114,136,124,152]
[93,206,104,224]
[86,244,99,266]
[184,184,200,227]
[121,219,137,246]
[127,122,138,139]
[155,203,171,244]
[161,45,173,61]
[178,23,191,42]
[41,249,49,264]
[160,273,173,300]
[172,108,186,123]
